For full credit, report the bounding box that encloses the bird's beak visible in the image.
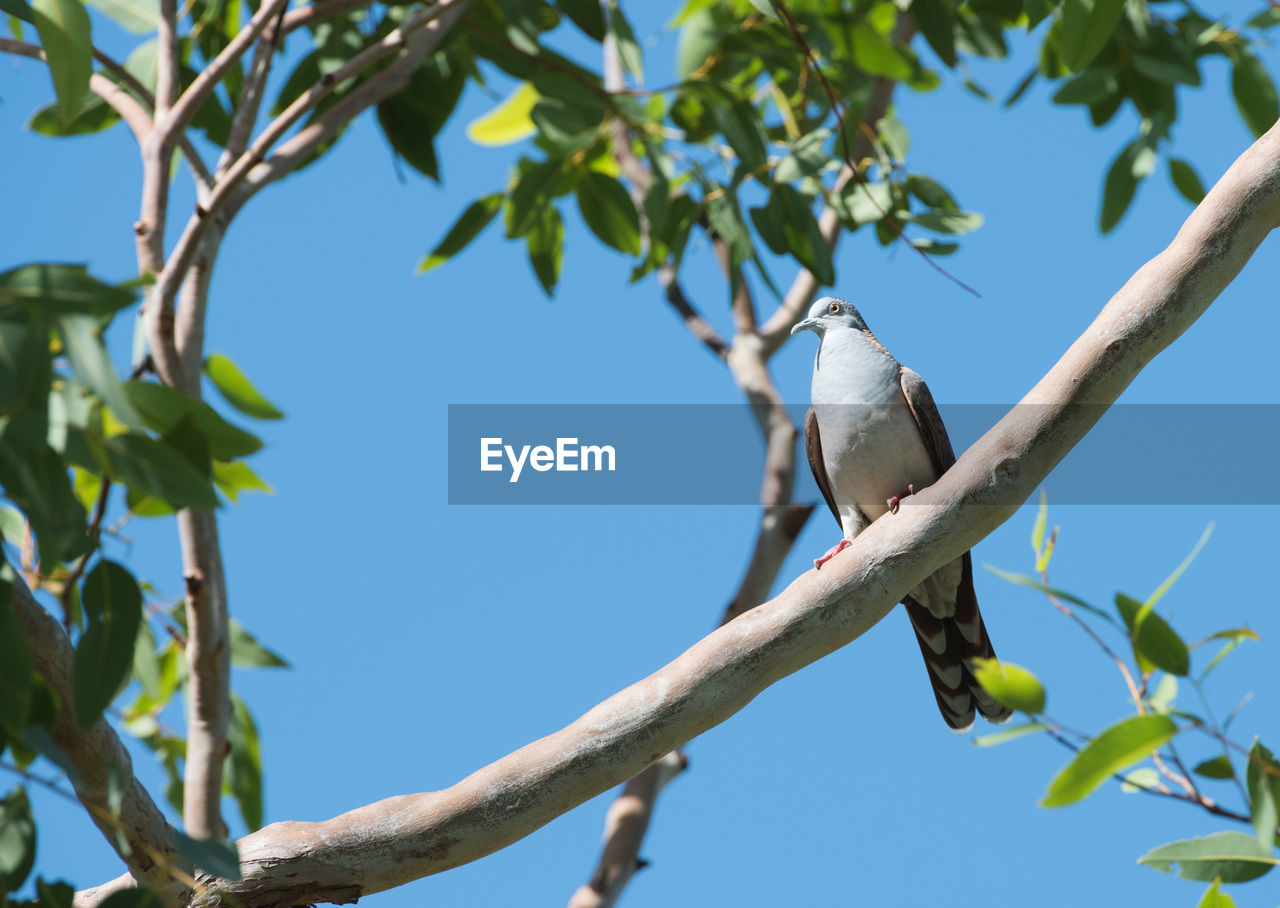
[791,317,820,336]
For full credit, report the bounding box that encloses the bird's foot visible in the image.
[887,484,916,514]
[814,539,852,570]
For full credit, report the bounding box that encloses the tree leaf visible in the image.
[98,888,165,908]
[1114,592,1189,676]
[972,721,1046,748]
[212,460,272,502]
[1059,0,1125,73]
[105,433,219,509]
[575,171,640,255]
[526,205,564,295]
[466,81,538,146]
[1196,879,1238,908]
[73,560,142,730]
[0,263,136,314]
[1201,628,1259,680]
[0,417,86,566]
[983,565,1116,624]
[710,98,767,171]
[203,354,284,421]
[1041,713,1178,807]
[29,93,121,136]
[225,694,263,831]
[675,7,718,78]
[971,658,1045,713]
[0,786,36,891]
[554,0,603,41]
[376,62,467,182]
[126,381,262,461]
[1138,832,1277,883]
[83,0,157,33]
[1232,50,1279,139]
[56,314,145,431]
[1100,140,1142,234]
[774,129,831,184]
[1246,739,1280,847]
[505,158,564,239]
[912,208,983,234]
[30,0,92,126]
[909,0,956,68]
[0,0,35,24]
[1145,522,1212,610]
[1169,158,1206,204]
[1120,766,1160,793]
[172,831,242,881]
[1193,755,1236,780]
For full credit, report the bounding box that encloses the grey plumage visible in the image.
[793,297,1010,732]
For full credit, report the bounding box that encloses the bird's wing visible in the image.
[898,365,957,475]
[803,405,841,527]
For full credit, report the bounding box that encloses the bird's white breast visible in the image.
[811,327,937,526]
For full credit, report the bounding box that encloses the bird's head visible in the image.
[790,297,868,337]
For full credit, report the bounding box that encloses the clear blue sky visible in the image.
[3,4,1279,906]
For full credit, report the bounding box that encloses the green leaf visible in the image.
[905,175,955,209]
[376,62,467,182]
[172,831,242,880]
[831,180,894,229]
[105,433,219,509]
[1052,67,1118,105]
[1196,879,1238,908]
[1246,739,1280,847]
[850,23,914,80]
[912,208,983,234]
[212,460,272,502]
[0,0,34,24]
[555,0,603,41]
[0,786,36,890]
[1146,522,1212,610]
[1059,0,1125,73]
[1030,487,1047,561]
[1232,50,1279,139]
[466,81,538,146]
[774,129,831,184]
[1100,138,1151,234]
[229,619,288,669]
[972,721,1046,748]
[710,98,768,171]
[1132,54,1200,87]
[0,264,136,314]
[1139,832,1277,883]
[0,417,86,566]
[526,205,564,296]
[1193,755,1236,780]
[57,314,145,430]
[983,565,1116,625]
[30,0,92,126]
[1201,628,1259,680]
[225,694,263,830]
[83,0,156,32]
[762,184,834,285]
[877,115,910,161]
[675,7,718,78]
[1147,672,1178,714]
[126,381,262,461]
[909,0,956,67]
[1041,713,1178,807]
[575,171,640,255]
[605,1,642,80]
[29,93,121,136]
[505,158,564,238]
[1114,592,1189,676]
[99,887,165,908]
[971,657,1045,713]
[1120,766,1160,793]
[203,354,284,421]
[73,560,142,730]
[0,572,32,738]
[1169,158,1206,204]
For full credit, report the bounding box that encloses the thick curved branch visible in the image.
[9,568,187,904]
[74,115,1280,908]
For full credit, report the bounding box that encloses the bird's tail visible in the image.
[904,553,1011,733]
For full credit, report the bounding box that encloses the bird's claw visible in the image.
[813,539,852,570]
[887,484,916,515]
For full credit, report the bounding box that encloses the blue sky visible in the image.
[3,4,1280,906]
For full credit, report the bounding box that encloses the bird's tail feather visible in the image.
[904,554,1011,733]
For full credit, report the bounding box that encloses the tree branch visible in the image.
[164,0,290,142]
[567,751,687,908]
[8,566,187,904]
[74,114,1280,908]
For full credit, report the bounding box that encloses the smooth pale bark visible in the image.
[74,117,1280,908]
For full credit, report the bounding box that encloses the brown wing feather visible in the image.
[804,405,841,527]
[897,366,1011,729]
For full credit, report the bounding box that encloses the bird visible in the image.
[791,296,1010,731]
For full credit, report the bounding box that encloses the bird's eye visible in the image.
[827,302,841,315]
